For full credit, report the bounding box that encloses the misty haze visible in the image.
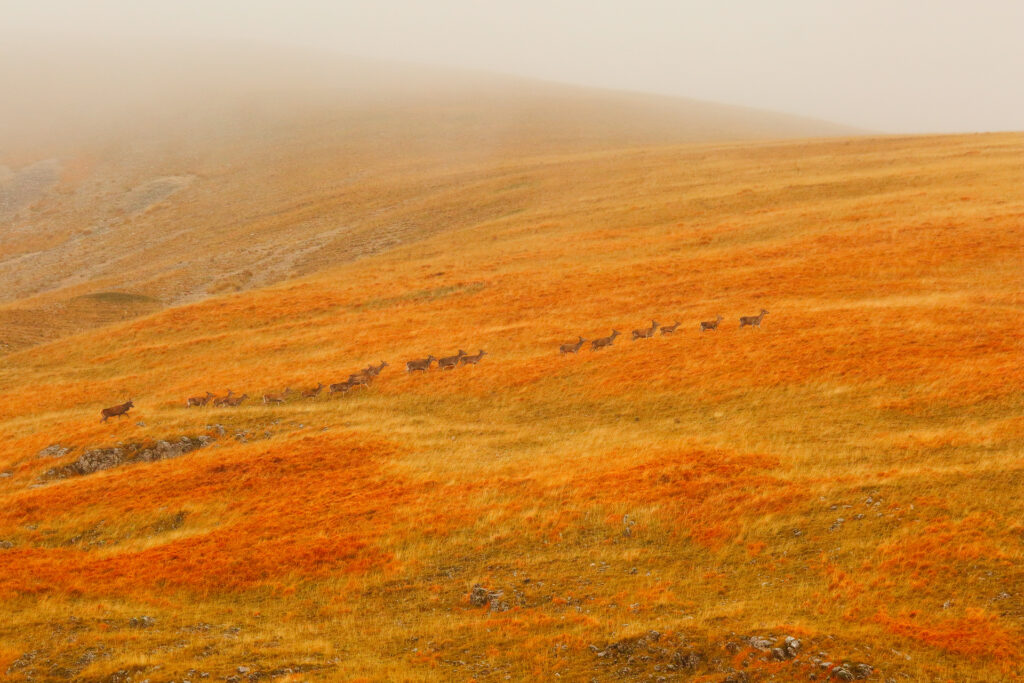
[0,3,1022,682]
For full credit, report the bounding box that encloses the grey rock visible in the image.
[851,663,873,679]
[832,666,855,681]
[128,615,156,629]
[748,636,773,651]
[469,584,490,607]
[0,540,13,549]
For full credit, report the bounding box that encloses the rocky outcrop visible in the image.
[43,435,212,480]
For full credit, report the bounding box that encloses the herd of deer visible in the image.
[177,349,489,412]
[103,310,768,421]
[558,309,768,354]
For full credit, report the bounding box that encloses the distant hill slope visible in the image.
[0,40,856,353]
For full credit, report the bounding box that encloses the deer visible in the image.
[559,336,587,355]
[329,380,353,394]
[631,320,659,340]
[700,315,724,332]
[591,330,620,350]
[212,390,235,407]
[406,355,436,372]
[224,393,249,407]
[346,373,373,390]
[365,360,389,376]
[460,350,486,366]
[262,388,293,404]
[100,399,134,422]
[739,309,769,328]
[186,391,214,407]
[301,383,325,399]
[660,321,681,335]
[438,350,467,370]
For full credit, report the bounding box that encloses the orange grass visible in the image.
[0,132,1022,681]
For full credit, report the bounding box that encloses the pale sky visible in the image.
[5,0,1023,133]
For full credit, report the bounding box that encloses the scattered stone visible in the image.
[722,672,749,682]
[832,665,855,681]
[128,616,156,629]
[237,665,250,674]
[0,540,13,549]
[136,421,145,427]
[0,471,10,478]
[466,584,509,611]
[851,663,874,679]
[748,636,773,651]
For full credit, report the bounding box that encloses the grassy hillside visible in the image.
[0,131,1021,681]
[0,45,855,354]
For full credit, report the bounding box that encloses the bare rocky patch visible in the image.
[42,435,213,480]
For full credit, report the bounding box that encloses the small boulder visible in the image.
[469,584,490,607]
[128,615,156,629]
[851,663,873,679]
[832,665,855,681]
[748,636,773,651]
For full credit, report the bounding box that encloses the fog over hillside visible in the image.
[0,39,857,353]
[0,39,856,152]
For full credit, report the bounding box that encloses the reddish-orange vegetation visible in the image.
[875,610,1023,661]
[0,131,1021,680]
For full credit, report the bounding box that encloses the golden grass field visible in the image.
[0,84,1022,681]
